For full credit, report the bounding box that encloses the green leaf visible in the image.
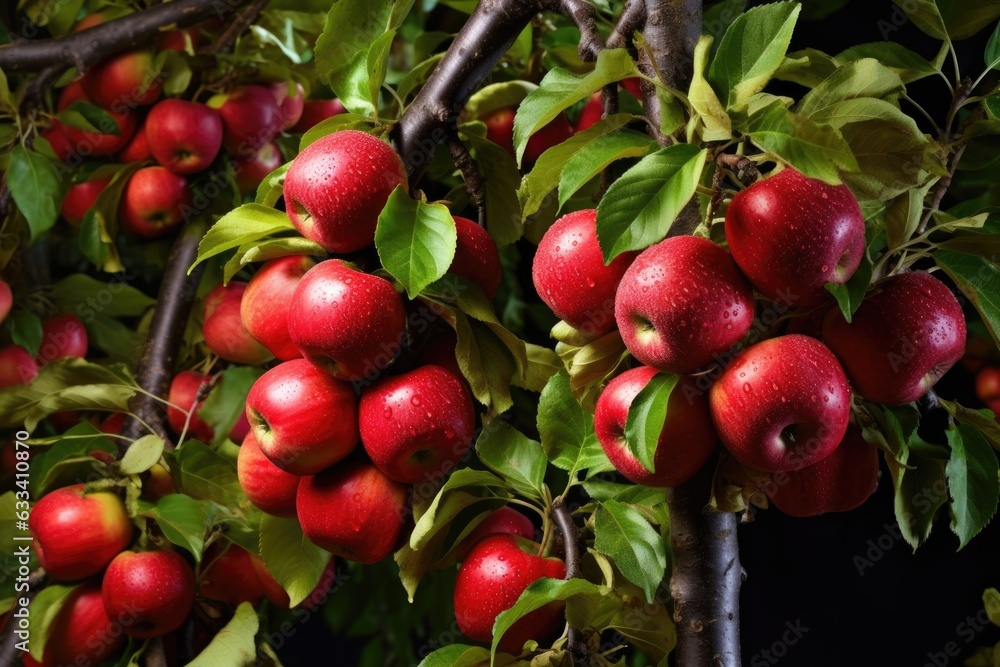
[985,588,1000,627]
[376,186,458,298]
[169,441,245,509]
[300,112,378,149]
[138,494,217,561]
[554,328,630,413]
[935,249,1000,348]
[186,602,259,667]
[687,35,732,142]
[939,398,1000,452]
[6,311,43,358]
[52,274,155,318]
[418,645,525,667]
[593,500,667,603]
[191,204,297,272]
[475,422,547,501]
[825,216,881,322]
[556,127,657,212]
[28,583,82,661]
[117,434,164,475]
[746,100,858,183]
[460,126,524,247]
[946,423,1000,549]
[886,182,935,250]
[259,515,333,607]
[796,59,904,118]
[537,371,612,477]
[899,0,1000,40]
[78,163,141,273]
[886,441,947,551]
[595,144,707,261]
[223,236,326,284]
[513,49,640,165]
[774,48,839,88]
[623,373,680,473]
[987,21,1000,70]
[28,421,117,496]
[708,1,801,112]
[198,366,263,446]
[8,146,61,242]
[58,101,122,135]
[837,42,938,83]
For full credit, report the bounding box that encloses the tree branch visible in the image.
[550,496,586,663]
[199,0,270,56]
[446,131,487,225]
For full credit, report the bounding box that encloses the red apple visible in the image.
[822,271,966,405]
[202,282,273,365]
[594,366,717,487]
[81,49,162,110]
[269,81,305,130]
[166,371,216,443]
[450,216,502,300]
[287,259,408,381]
[60,177,110,226]
[240,255,315,361]
[237,431,300,517]
[28,583,125,667]
[766,425,879,517]
[977,367,1000,405]
[234,141,283,196]
[411,325,464,381]
[245,358,358,475]
[523,112,574,164]
[359,365,475,483]
[283,130,407,253]
[199,542,267,607]
[457,506,535,559]
[0,345,39,387]
[296,459,408,564]
[119,166,191,238]
[453,534,566,654]
[142,463,174,501]
[207,85,283,155]
[40,125,73,161]
[290,98,346,133]
[532,209,638,336]
[0,278,11,323]
[28,484,132,581]
[102,549,195,638]
[145,99,224,174]
[37,313,88,364]
[725,167,866,308]
[482,107,515,156]
[710,334,852,472]
[56,86,138,157]
[255,557,339,611]
[118,120,153,162]
[621,77,643,100]
[575,92,604,133]
[615,236,755,373]
[156,27,201,52]
[229,409,251,443]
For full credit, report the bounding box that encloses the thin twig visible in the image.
[551,497,587,664]
[200,0,270,56]
[446,131,487,226]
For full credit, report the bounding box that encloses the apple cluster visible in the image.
[0,310,88,389]
[533,167,967,517]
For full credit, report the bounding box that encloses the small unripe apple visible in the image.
[456,506,535,559]
[290,98,346,133]
[234,141,283,196]
[29,484,132,581]
[710,334,852,472]
[822,271,966,405]
[202,282,273,365]
[166,371,216,443]
[283,130,407,253]
[450,216,502,300]
[296,459,409,564]
[199,542,268,607]
[594,366,717,487]
[237,431,300,517]
[453,534,566,654]
[37,313,88,364]
[269,81,305,130]
[241,255,315,361]
[245,358,358,475]
[119,166,191,238]
[287,259,407,381]
[81,49,163,109]
[27,583,125,667]
[615,236,754,373]
[61,177,110,226]
[767,425,879,517]
[0,278,12,324]
[208,85,283,154]
[102,549,195,638]
[0,345,39,387]
[145,99,224,174]
[725,168,866,308]
[532,209,637,336]
[359,365,475,483]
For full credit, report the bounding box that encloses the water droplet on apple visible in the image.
[411,396,421,407]
[743,383,751,393]
[384,407,392,419]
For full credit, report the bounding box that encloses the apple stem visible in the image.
[550,496,588,663]
[0,569,46,667]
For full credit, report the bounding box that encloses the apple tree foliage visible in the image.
[1,0,1000,665]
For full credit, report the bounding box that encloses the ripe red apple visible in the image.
[166,370,216,443]
[594,366,717,487]
[575,92,604,133]
[481,107,574,163]
[822,271,966,405]
[449,216,502,300]
[202,282,273,365]
[81,49,162,109]
[255,557,338,611]
[725,168,866,308]
[0,345,39,387]
[102,549,195,638]
[977,367,1000,405]
[359,365,475,483]
[145,99,224,174]
[287,259,407,381]
[290,98,346,133]
[241,255,315,361]
[28,484,132,581]
[457,506,535,559]
[245,358,358,475]
[56,84,138,157]
[296,459,409,564]
[234,141,283,196]
[453,534,567,654]
[229,409,251,443]
[710,334,852,472]
[27,583,125,667]
[199,542,268,607]
[532,209,638,336]
[283,130,407,253]
[269,81,305,130]
[482,107,516,156]
[118,120,153,162]
[0,278,11,324]
[156,27,201,52]
[237,431,300,517]
[621,77,643,100]
[207,85,283,154]
[119,166,191,238]
[767,425,879,517]
[41,125,73,161]
[37,313,88,364]
[61,177,110,226]
[615,236,754,373]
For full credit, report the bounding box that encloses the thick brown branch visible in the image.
[550,497,586,663]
